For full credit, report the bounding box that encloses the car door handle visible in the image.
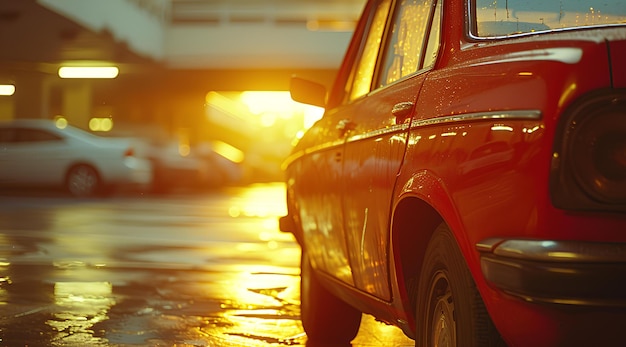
[391,101,414,124]
[336,119,356,137]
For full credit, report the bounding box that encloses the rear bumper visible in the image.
[105,158,153,192]
[126,158,153,183]
[477,238,626,307]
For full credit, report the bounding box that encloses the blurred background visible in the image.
[0,0,365,188]
[0,3,421,345]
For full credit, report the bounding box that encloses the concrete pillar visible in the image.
[62,81,92,130]
[0,96,14,120]
[13,71,48,119]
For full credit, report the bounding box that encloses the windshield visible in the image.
[472,0,626,38]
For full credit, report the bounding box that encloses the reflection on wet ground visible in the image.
[0,183,414,347]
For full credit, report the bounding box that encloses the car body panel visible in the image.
[610,37,626,87]
[341,83,415,301]
[282,0,626,346]
[3,134,70,184]
[338,0,438,299]
[288,112,354,285]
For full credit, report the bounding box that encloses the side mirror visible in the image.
[290,76,327,108]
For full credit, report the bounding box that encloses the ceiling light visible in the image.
[58,66,119,79]
[0,84,15,96]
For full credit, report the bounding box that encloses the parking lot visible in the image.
[0,184,414,346]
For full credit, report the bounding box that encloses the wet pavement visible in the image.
[0,183,414,347]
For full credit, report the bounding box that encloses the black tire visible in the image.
[416,223,506,347]
[300,250,362,344]
[65,164,101,197]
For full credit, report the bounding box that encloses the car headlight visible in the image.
[551,90,626,212]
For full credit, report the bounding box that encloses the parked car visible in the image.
[97,123,238,193]
[0,119,153,197]
[279,0,626,346]
[148,138,211,193]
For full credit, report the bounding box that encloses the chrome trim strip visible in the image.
[283,110,540,169]
[285,122,410,167]
[410,110,542,129]
[481,239,626,263]
[281,138,345,170]
[303,139,346,155]
[347,123,409,143]
[468,24,626,41]
[504,292,626,307]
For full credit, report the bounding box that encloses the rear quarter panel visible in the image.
[395,29,626,345]
[411,30,626,248]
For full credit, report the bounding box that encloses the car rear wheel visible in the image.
[416,223,505,347]
[66,164,101,197]
[300,250,362,344]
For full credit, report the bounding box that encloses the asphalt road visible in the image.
[0,183,414,347]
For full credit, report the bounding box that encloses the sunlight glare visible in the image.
[240,91,293,115]
[213,140,245,163]
[239,91,324,128]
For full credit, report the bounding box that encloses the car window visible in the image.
[378,0,438,87]
[347,0,392,102]
[14,128,62,142]
[473,0,626,38]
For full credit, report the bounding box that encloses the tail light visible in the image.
[551,90,626,212]
[124,147,135,158]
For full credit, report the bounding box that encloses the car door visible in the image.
[341,0,442,300]
[290,0,393,287]
[290,113,355,285]
[6,128,69,185]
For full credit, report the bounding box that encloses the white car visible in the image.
[0,119,153,197]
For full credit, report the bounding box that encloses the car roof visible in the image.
[0,118,87,132]
[0,118,101,140]
[0,118,62,128]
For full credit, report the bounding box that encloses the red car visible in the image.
[280,0,626,346]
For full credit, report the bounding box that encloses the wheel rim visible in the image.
[68,166,98,196]
[429,272,456,347]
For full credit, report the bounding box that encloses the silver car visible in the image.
[0,119,153,196]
